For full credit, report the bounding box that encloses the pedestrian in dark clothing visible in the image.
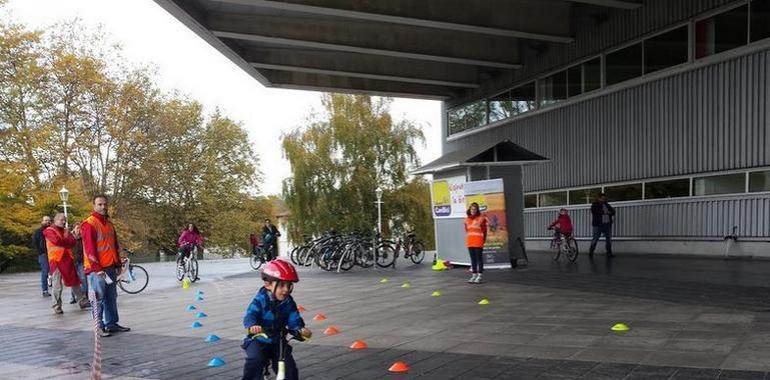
[33,216,53,297]
[262,219,281,260]
[589,193,615,258]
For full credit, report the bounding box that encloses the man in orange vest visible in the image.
[43,213,89,314]
[82,195,130,336]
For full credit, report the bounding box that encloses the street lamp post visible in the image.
[375,187,383,235]
[59,187,69,228]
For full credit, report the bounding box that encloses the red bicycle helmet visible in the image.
[261,259,299,282]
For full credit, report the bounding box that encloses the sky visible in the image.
[3,0,442,195]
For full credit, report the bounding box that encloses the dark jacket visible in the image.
[590,201,615,226]
[32,227,48,256]
[243,287,305,344]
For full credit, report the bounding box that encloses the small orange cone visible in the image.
[313,313,327,321]
[388,361,409,373]
[350,340,368,349]
[297,305,306,312]
[323,326,340,335]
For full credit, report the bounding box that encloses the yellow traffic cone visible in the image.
[478,298,490,305]
[182,278,190,289]
[431,291,442,297]
[401,282,411,289]
[611,323,629,332]
[432,260,447,271]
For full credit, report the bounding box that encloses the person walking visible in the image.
[464,202,487,284]
[588,193,616,258]
[44,213,89,314]
[69,223,88,304]
[33,215,53,297]
[82,195,130,336]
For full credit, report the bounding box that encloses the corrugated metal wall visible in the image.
[448,0,741,108]
[446,49,770,191]
[526,195,770,238]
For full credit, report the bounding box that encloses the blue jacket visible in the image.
[243,287,305,344]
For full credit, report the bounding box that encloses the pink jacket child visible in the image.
[178,229,204,248]
[548,209,574,234]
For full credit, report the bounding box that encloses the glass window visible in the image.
[569,187,602,205]
[583,57,601,92]
[448,100,487,135]
[606,43,642,86]
[567,64,582,98]
[749,170,770,192]
[751,0,770,42]
[644,26,689,74]
[645,178,690,199]
[524,194,538,208]
[539,191,567,207]
[605,183,643,202]
[539,70,567,107]
[695,5,749,59]
[693,173,746,195]
[488,82,537,122]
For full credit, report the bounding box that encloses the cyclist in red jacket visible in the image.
[547,208,574,240]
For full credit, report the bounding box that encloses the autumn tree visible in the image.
[282,94,434,247]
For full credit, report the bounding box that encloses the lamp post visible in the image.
[58,187,69,228]
[375,187,383,235]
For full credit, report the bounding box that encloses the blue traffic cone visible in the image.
[196,295,204,301]
[186,304,197,311]
[191,321,203,329]
[205,334,220,343]
[196,290,204,296]
[196,312,208,318]
[207,357,225,367]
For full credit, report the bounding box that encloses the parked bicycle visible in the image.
[118,249,149,294]
[394,231,425,264]
[176,244,200,282]
[548,228,579,262]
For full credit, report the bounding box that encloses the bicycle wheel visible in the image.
[189,258,199,282]
[551,242,561,261]
[357,244,375,268]
[249,254,263,270]
[566,239,579,262]
[338,248,355,271]
[410,241,426,264]
[175,258,185,281]
[375,242,396,268]
[119,264,149,294]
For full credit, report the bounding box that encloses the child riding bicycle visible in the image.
[242,259,311,380]
[547,208,574,239]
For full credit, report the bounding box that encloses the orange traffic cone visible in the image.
[323,326,340,335]
[388,361,409,373]
[297,305,307,312]
[313,313,327,321]
[350,340,368,349]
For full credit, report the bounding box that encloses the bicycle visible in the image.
[118,249,149,294]
[548,228,579,262]
[394,231,425,264]
[249,243,276,270]
[176,244,200,282]
[247,328,307,380]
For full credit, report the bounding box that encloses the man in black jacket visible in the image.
[32,215,53,297]
[589,193,615,258]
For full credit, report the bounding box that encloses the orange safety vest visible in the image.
[465,215,486,248]
[83,214,120,270]
[45,227,72,263]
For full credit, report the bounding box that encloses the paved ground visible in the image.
[3,253,770,379]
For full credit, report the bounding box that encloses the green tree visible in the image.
[282,94,434,247]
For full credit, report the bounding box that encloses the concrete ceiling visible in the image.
[154,0,643,100]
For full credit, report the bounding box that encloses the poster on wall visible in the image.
[464,178,510,264]
[430,176,466,218]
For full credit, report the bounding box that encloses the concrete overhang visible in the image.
[154,0,642,99]
[411,139,549,175]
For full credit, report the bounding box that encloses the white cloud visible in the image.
[5,0,442,195]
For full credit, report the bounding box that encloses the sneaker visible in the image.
[468,273,477,283]
[42,291,51,297]
[99,329,112,337]
[105,324,131,333]
[53,305,63,314]
[473,274,483,284]
[79,300,91,310]
[69,298,77,304]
